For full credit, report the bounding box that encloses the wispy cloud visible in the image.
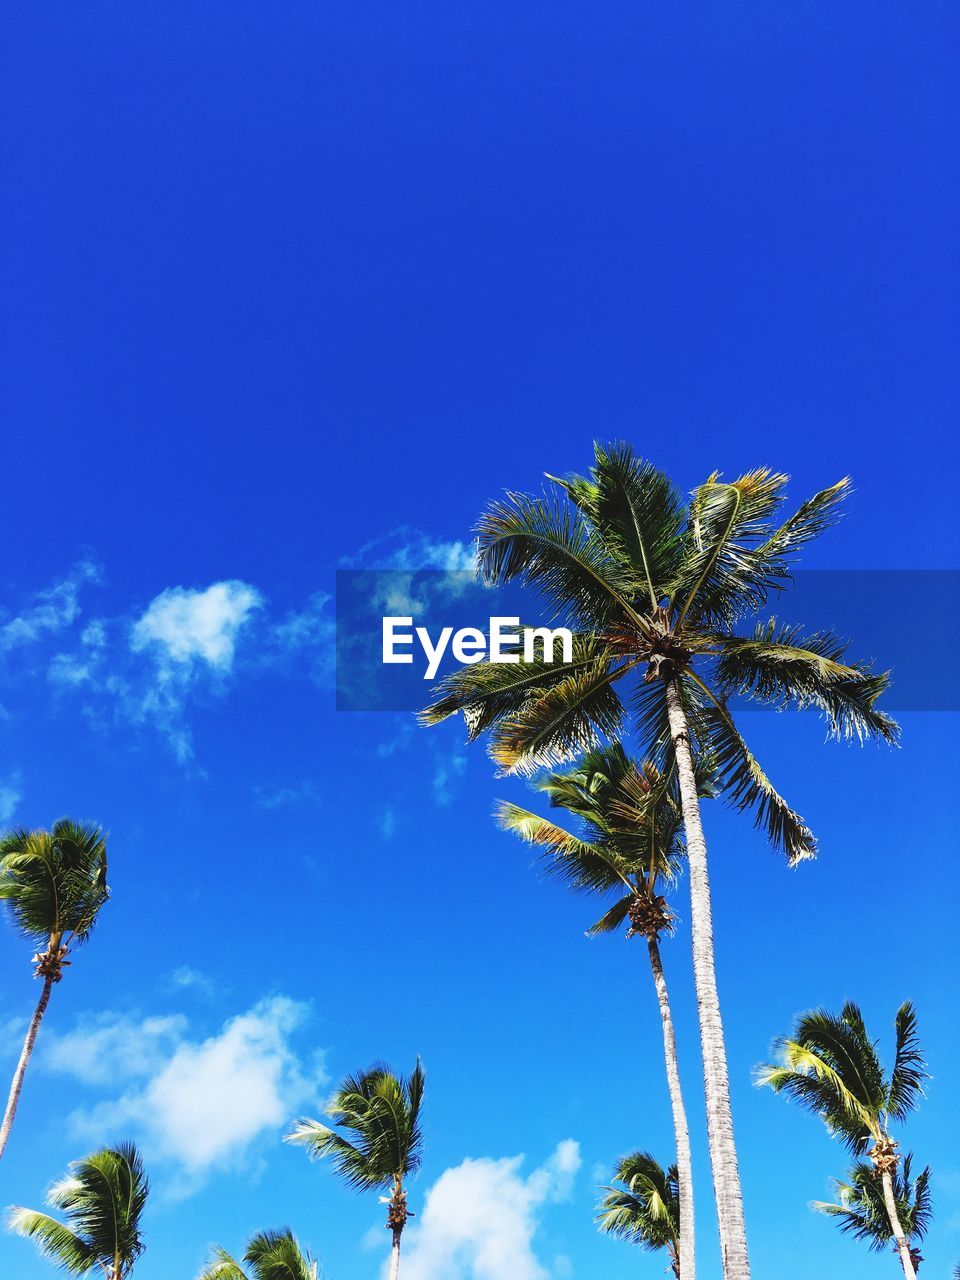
[0,561,100,652]
[49,997,325,1194]
[392,1140,581,1280]
[253,781,323,810]
[0,771,22,822]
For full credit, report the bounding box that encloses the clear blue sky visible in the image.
[1,4,958,1278]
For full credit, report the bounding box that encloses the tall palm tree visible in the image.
[757,1001,927,1279]
[0,819,109,1161]
[498,742,699,1278]
[286,1061,424,1280]
[422,444,896,1279]
[812,1154,931,1273]
[199,1229,320,1280]
[7,1142,148,1279]
[597,1151,682,1279]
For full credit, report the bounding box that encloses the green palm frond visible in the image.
[476,489,648,631]
[201,1231,320,1280]
[0,819,108,945]
[9,1143,148,1276]
[419,633,603,733]
[586,894,634,935]
[5,1210,96,1275]
[596,1151,679,1251]
[690,680,817,864]
[488,660,627,776]
[198,1246,252,1280]
[550,443,686,607]
[495,803,631,895]
[887,1002,926,1122]
[813,1155,931,1252]
[245,1229,321,1280]
[714,621,899,743]
[758,1003,927,1155]
[671,469,790,627]
[286,1061,424,1194]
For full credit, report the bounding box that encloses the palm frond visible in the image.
[198,1246,252,1280]
[419,633,604,734]
[714,621,899,743]
[551,444,685,608]
[477,489,648,630]
[495,801,632,895]
[690,679,816,863]
[887,1002,927,1122]
[488,661,627,776]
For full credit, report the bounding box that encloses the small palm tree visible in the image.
[199,1229,320,1280]
[7,1142,148,1279]
[598,1151,681,1278]
[0,819,109,1160]
[286,1061,424,1280]
[422,445,897,1280]
[813,1154,931,1272]
[758,1001,927,1279]
[498,743,700,1278]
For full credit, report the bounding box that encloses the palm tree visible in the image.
[597,1151,682,1278]
[7,1142,148,1279]
[812,1154,931,1273]
[0,819,109,1161]
[498,743,699,1278]
[199,1229,320,1280]
[757,1001,927,1279]
[286,1061,424,1280]
[422,444,896,1279]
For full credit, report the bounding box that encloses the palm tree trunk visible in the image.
[647,933,696,1280]
[389,1229,402,1280]
[880,1169,917,1280]
[0,974,54,1161]
[665,678,750,1280]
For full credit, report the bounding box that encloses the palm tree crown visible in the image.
[423,443,896,863]
[497,742,686,936]
[8,1142,148,1279]
[0,819,108,966]
[813,1154,931,1260]
[286,1061,425,1190]
[757,1001,927,1155]
[598,1151,681,1276]
[200,1229,320,1280]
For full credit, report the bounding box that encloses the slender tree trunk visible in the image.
[0,975,54,1161]
[880,1169,917,1280]
[647,933,696,1280]
[665,678,750,1280]
[389,1229,402,1280]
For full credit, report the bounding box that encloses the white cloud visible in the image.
[341,529,476,573]
[54,997,324,1189]
[166,966,217,998]
[44,1013,188,1086]
[394,1140,581,1280]
[0,771,22,822]
[0,561,99,651]
[132,581,262,671]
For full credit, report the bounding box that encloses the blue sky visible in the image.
[1,3,958,1278]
